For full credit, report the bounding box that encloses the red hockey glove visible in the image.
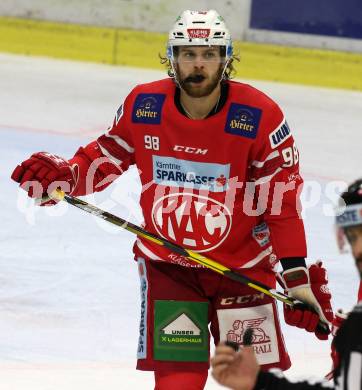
[277,261,333,340]
[325,309,347,380]
[11,152,78,205]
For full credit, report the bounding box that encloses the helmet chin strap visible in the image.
[169,59,181,88]
[220,58,231,81]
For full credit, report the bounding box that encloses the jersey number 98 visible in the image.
[144,135,160,151]
[282,143,299,167]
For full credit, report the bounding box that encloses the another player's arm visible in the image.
[211,343,334,390]
[253,369,334,390]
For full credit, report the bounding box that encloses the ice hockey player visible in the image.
[11,10,333,390]
[211,179,362,390]
[335,178,362,304]
[326,178,362,380]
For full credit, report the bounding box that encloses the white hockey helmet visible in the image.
[335,178,362,252]
[167,10,233,62]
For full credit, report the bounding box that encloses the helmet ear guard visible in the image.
[226,44,233,59]
[166,45,173,61]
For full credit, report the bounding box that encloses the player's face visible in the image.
[174,46,225,98]
[345,225,362,278]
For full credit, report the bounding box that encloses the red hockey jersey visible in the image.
[71,79,307,272]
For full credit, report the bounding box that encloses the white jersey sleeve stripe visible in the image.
[251,150,280,168]
[105,131,135,154]
[136,239,163,261]
[97,141,123,166]
[254,167,283,185]
[239,246,273,269]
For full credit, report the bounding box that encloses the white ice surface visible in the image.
[1,53,362,389]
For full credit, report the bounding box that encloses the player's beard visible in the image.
[176,64,224,98]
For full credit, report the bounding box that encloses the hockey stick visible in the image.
[52,189,329,334]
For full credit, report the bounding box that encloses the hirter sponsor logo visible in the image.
[132,93,166,124]
[225,104,261,139]
[187,29,210,39]
[152,193,232,252]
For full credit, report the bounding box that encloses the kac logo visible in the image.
[151,193,232,252]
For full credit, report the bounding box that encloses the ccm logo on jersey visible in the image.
[220,293,265,306]
[173,145,208,155]
[269,121,292,149]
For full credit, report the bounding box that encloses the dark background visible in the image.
[250,0,362,39]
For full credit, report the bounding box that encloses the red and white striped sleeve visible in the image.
[69,94,136,196]
[96,101,135,168]
[248,103,307,259]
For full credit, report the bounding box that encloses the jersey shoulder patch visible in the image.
[224,103,262,139]
[269,120,292,149]
[132,93,166,125]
